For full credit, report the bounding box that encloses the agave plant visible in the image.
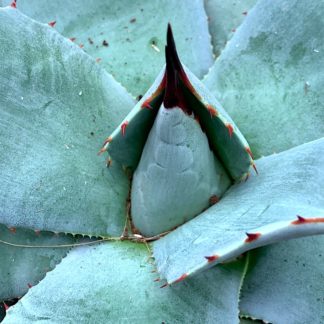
[1,0,324,323]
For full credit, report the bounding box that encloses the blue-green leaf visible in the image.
[204,0,324,158]
[240,236,324,324]
[0,7,134,236]
[0,225,75,301]
[4,242,247,323]
[153,138,324,283]
[3,0,214,96]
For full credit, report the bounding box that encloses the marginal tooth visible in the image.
[226,123,234,138]
[205,255,219,263]
[245,232,261,243]
[121,121,129,136]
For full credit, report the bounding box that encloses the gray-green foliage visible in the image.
[0,0,324,323]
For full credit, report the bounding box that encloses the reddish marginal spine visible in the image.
[10,0,17,8]
[174,273,188,283]
[121,121,129,136]
[245,232,261,243]
[246,147,254,159]
[252,163,258,175]
[160,283,169,288]
[291,215,324,225]
[207,104,218,118]
[226,124,234,138]
[205,255,219,263]
[48,21,56,27]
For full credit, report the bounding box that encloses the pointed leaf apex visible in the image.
[10,0,17,8]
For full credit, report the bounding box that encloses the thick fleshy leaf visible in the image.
[240,236,324,324]
[204,0,257,57]
[104,64,254,181]
[4,242,246,323]
[0,224,75,301]
[0,8,135,236]
[3,0,214,97]
[204,0,324,159]
[153,138,324,283]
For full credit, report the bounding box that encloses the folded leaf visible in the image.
[4,242,247,323]
[101,25,254,236]
[204,0,324,159]
[0,7,134,236]
[240,236,324,324]
[153,138,324,283]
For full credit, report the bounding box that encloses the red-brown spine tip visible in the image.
[245,232,261,243]
[205,255,219,263]
[226,124,234,138]
[252,163,258,175]
[106,157,112,168]
[10,0,17,8]
[242,11,248,15]
[164,24,195,111]
[207,105,218,118]
[69,37,76,42]
[48,21,56,28]
[9,227,16,234]
[291,215,324,225]
[96,58,102,63]
[245,172,250,182]
[27,283,33,288]
[79,43,84,48]
[246,147,254,159]
[174,273,188,283]
[4,303,9,311]
[209,195,219,206]
[154,278,161,282]
[121,121,129,136]
[141,99,153,110]
[160,283,169,288]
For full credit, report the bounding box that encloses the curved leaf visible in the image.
[240,236,324,324]
[204,0,324,158]
[0,224,75,301]
[0,7,135,236]
[4,242,246,323]
[153,138,324,283]
[3,0,214,97]
[204,0,257,57]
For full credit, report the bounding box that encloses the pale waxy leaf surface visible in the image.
[204,0,324,159]
[3,0,214,97]
[240,236,324,324]
[153,138,324,283]
[4,242,246,324]
[0,8,135,236]
[204,0,257,57]
[0,225,75,301]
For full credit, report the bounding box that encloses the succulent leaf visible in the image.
[0,225,75,301]
[104,26,253,236]
[240,236,324,324]
[0,7,134,236]
[153,138,324,283]
[205,0,258,57]
[4,242,247,323]
[204,0,324,159]
[2,0,214,96]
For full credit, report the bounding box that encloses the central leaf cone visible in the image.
[131,26,231,236]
